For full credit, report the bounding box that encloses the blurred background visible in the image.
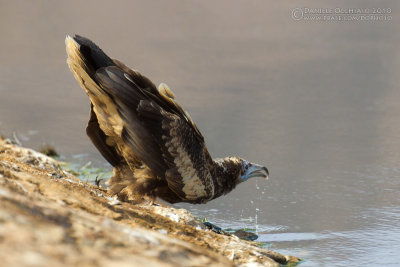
[0,1,399,266]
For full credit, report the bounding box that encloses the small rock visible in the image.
[233,230,258,241]
[158,229,168,235]
[203,222,222,234]
[107,196,121,206]
[12,163,20,171]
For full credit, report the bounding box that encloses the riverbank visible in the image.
[0,136,300,266]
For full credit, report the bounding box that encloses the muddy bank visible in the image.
[0,137,300,266]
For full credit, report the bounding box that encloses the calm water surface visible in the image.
[0,1,399,266]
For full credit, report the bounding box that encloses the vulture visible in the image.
[66,35,268,204]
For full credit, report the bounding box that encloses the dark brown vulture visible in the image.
[66,35,268,204]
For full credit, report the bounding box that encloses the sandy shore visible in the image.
[0,136,300,266]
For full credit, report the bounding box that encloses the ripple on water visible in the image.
[258,231,334,243]
[262,206,400,266]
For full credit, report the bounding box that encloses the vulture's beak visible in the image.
[241,162,269,182]
[247,164,269,179]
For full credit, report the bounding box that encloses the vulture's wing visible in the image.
[86,103,124,167]
[66,36,140,169]
[95,66,215,202]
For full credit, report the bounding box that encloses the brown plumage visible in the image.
[66,35,268,204]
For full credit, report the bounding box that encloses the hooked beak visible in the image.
[241,162,269,182]
[247,164,269,179]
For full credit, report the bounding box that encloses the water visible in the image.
[1,1,399,266]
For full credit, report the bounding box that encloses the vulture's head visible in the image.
[214,156,268,190]
[239,159,269,183]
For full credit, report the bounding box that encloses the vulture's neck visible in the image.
[212,158,242,199]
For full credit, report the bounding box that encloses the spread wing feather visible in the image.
[95,67,167,176]
[95,66,215,202]
[66,36,141,170]
[86,104,124,167]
